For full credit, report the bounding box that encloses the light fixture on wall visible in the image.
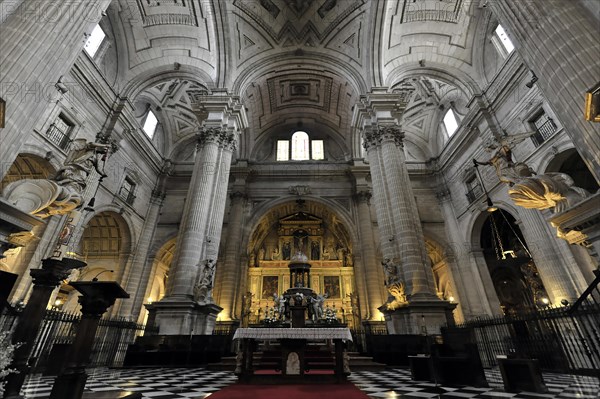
[473,159,498,212]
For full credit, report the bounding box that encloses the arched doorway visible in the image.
[480,209,550,315]
[545,148,599,193]
[57,211,131,312]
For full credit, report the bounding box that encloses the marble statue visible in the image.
[273,293,287,319]
[2,138,117,218]
[193,259,216,304]
[382,258,400,286]
[310,293,328,320]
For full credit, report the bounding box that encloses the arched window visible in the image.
[493,24,515,57]
[443,109,459,137]
[143,110,158,139]
[291,131,310,160]
[84,25,106,58]
[276,131,325,161]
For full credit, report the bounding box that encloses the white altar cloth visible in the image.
[233,327,353,342]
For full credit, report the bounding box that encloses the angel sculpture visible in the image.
[473,132,536,186]
[273,293,287,319]
[474,133,590,213]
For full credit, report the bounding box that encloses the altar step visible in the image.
[207,351,386,372]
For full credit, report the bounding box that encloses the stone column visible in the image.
[354,92,455,333]
[116,187,165,319]
[0,0,112,178]
[354,190,384,320]
[488,0,600,181]
[377,125,437,298]
[164,128,223,300]
[516,207,587,303]
[203,130,236,260]
[214,190,246,321]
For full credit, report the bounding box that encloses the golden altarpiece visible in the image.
[245,211,359,327]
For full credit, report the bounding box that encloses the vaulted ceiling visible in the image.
[108,0,489,160]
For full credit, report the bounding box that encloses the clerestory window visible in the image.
[493,24,515,57]
[142,110,158,139]
[84,24,106,58]
[277,131,324,161]
[443,109,459,137]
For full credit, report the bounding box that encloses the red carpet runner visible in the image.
[207,382,371,399]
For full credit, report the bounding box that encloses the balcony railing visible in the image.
[466,184,484,203]
[45,124,71,150]
[531,119,557,147]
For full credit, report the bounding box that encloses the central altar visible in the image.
[233,327,352,383]
[233,253,352,383]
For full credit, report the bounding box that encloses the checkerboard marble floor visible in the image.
[20,367,599,398]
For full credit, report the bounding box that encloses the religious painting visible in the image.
[323,276,340,299]
[262,276,279,299]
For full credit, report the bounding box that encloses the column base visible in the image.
[146,299,223,335]
[379,299,457,335]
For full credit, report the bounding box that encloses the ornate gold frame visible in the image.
[584,81,600,122]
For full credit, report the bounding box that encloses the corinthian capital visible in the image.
[378,125,404,147]
[361,129,381,151]
[220,130,238,152]
[197,127,224,146]
[354,190,372,203]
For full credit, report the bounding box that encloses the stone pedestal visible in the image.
[145,300,222,335]
[380,300,457,335]
[549,193,600,260]
[49,281,129,399]
[0,198,43,258]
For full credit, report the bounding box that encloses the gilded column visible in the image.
[488,1,600,181]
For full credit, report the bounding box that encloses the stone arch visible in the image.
[543,148,599,193]
[243,197,358,255]
[0,154,57,274]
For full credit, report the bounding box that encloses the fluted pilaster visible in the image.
[0,0,112,178]
[214,191,246,320]
[354,190,385,320]
[118,188,165,319]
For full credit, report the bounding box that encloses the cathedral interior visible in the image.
[0,0,599,397]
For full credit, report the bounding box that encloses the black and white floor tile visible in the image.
[20,367,599,399]
[348,368,600,398]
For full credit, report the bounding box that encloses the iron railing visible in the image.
[531,119,557,146]
[454,273,600,376]
[45,124,71,150]
[0,307,155,371]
